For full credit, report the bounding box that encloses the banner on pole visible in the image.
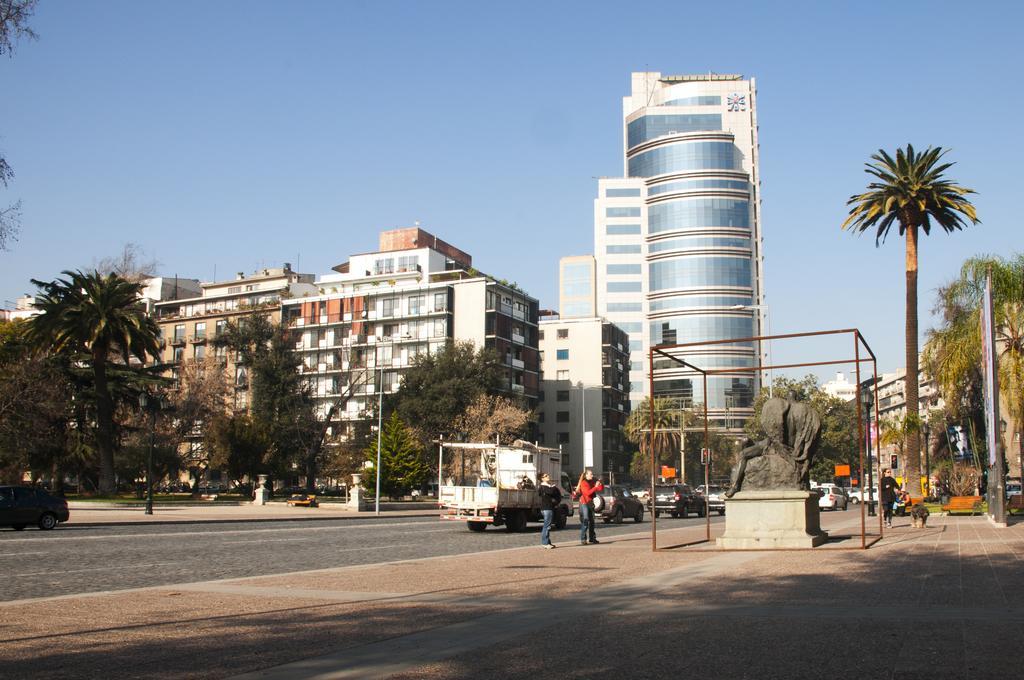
[981,275,1000,466]
[583,431,593,468]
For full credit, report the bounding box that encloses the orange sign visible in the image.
[660,466,676,478]
[834,464,851,477]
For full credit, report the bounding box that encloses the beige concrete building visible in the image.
[538,315,630,480]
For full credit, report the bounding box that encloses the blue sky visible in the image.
[1,0,1020,379]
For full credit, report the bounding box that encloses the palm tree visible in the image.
[998,303,1024,478]
[925,256,1024,472]
[843,144,979,492]
[26,270,160,494]
[625,397,688,477]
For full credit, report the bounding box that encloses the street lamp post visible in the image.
[138,391,162,516]
[862,386,876,517]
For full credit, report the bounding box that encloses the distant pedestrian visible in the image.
[575,469,604,545]
[881,468,901,528]
[537,473,561,549]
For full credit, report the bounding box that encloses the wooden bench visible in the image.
[942,495,983,515]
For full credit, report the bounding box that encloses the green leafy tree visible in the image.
[924,255,1024,465]
[390,341,505,445]
[843,144,979,489]
[249,323,318,478]
[206,413,271,486]
[363,412,430,497]
[25,271,160,494]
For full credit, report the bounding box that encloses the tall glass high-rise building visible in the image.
[594,72,766,430]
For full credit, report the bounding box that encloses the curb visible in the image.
[68,511,440,528]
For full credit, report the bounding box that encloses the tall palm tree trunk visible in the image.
[92,349,117,495]
[905,225,921,493]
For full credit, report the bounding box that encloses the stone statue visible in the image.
[725,397,820,497]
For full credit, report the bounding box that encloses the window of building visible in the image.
[606,207,641,218]
[606,224,642,236]
[408,296,424,315]
[605,187,642,198]
[194,322,206,339]
[433,318,446,338]
[374,258,395,275]
[227,286,241,294]
[215,319,226,337]
[381,298,395,317]
[396,255,418,272]
[173,324,185,341]
[557,328,568,339]
[194,344,205,360]
[606,244,642,255]
[173,346,184,362]
[556,349,569,360]
[538,330,544,341]
[556,390,570,401]
[607,264,642,275]
[557,432,570,444]
[433,292,447,312]
[607,281,642,293]
[556,411,570,423]
[538,391,545,402]
[538,350,544,361]
[538,412,545,423]
[607,302,643,313]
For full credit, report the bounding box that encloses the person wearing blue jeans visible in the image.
[537,473,561,549]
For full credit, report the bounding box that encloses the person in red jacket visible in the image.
[576,469,604,545]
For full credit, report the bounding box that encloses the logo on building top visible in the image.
[727,93,747,112]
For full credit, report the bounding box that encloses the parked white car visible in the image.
[847,487,879,504]
[817,485,848,511]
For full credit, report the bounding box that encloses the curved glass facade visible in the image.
[649,257,752,290]
[650,316,754,346]
[627,141,740,177]
[653,376,755,409]
[648,178,749,196]
[649,236,751,252]
[649,295,753,311]
[648,198,750,234]
[627,114,722,148]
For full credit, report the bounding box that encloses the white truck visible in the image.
[438,440,575,532]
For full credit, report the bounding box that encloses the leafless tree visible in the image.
[93,243,161,282]
[1,1,39,251]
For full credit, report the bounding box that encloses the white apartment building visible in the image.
[538,316,630,480]
[593,72,766,430]
[822,372,858,401]
[281,228,540,430]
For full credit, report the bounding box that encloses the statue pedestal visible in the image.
[717,490,828,549]
[347,474,368,511]
[253,474,270,506]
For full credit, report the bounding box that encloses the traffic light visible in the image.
[890,454,898,470]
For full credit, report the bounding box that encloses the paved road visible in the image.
[0,513,724,602]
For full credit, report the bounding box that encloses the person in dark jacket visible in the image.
[537,473,561,549]
[881,468,901,528]
[576,469,604,545]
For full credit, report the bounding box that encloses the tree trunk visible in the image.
[92,350,117,495]
[305,402,340,491]
[905,225,921,494]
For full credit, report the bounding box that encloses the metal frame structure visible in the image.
[648,328,884,551]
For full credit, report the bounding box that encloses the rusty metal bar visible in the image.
[855,331,866,549]
[649,347,657,552]
[704,371,711,542]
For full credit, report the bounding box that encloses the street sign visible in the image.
[661,466,676,478]
[834,464,851,477]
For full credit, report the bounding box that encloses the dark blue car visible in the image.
[0,485,70,530]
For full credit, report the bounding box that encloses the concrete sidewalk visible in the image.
[1,513,1021,679]
[65,502,439,526]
